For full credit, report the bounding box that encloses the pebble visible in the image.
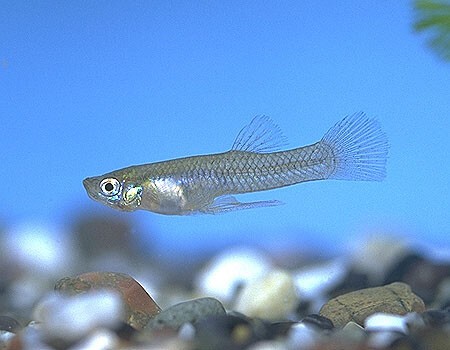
[73,215,141,258]
[421,309,450,327]
[7,275,51,312]
[0,223,73,277]
[390,328,450,350]
[383,253,450,303]
[146,297,226,330]
[246,340,287,350]
[194,313,261,350]
[300,314,334,330]
[383,252,425,285]
[294,259,348,300]
[227,311,270,338]
[350,235,411,284]
[364,313,409,333]
[55,271,161,329]
[434,277,450,309]
[194,247,272,305]
[403,312,426,331]
[32,290,124,342]
[329,269,370,298]
[8,323,53,350]
[286,322,319,349]
[341,321,366,342]
[0,316,21,333]
[319,282,425,327]
[266,321,296,338]
[234,269,297,320]
[178,322,196,341]
[0,331,15,348]
[367,330,404,349]
[2,227,449,350]
[68,329,119,350]
[114,322,138,341]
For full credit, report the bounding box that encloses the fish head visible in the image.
[83,170,143,212]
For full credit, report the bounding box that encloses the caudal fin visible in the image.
[321,112,389,181]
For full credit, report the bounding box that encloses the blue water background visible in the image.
[1,1,449,258]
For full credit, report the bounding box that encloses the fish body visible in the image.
[83,113,388,215]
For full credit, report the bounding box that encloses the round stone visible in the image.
[195,247,272,305]
[146,297,226,331]
[422,309,450,327]
[319,282,425,327]
[55,272,161,329]
[0,316,21,333]
[234,269,298,320]
[33,290,124,342]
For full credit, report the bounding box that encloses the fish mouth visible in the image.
[83,177,98,199]
[83,177,91,191]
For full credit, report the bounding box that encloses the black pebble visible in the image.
[329,269,370,297]
[0,315,21,333]
[295,300,312,316]
[384,253,424,284]
[422,309,450,327]
[194,314,266,350]
[114,322,138,341]
[441,299,450,310]
[301,314,334,330]
[390,334,422,350]
[267,321,296,337]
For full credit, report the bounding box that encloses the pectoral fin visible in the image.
[200,195,283,214]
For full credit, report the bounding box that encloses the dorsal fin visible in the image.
[231,115,288,153]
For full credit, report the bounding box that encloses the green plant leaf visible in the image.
[413,0,450,61]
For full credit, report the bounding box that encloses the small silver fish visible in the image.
[83,112,388,215]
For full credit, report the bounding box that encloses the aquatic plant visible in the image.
[413,0,450,61]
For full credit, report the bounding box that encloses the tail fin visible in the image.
[321,112,389,181]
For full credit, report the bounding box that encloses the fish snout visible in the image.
[83,177,94,191]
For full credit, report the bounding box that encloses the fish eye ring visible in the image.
[100,178,121,196]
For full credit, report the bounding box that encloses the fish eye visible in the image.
[100,178,121,196]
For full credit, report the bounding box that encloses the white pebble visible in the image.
[33,290,124,341]
[247,340,287,350]
[19,325,53,350]
[0,331,15,346]
[404,312,425,330]
[195,247,272,304]
[340,321,366,342]
[294,259,347,300]
[367,330,403,349]
[8,275,50,311]
[234,269,297,320]
[178,322,196,341]
[351,235,410,283]
[364,313,408,333]
[287,323,318,349]
[1,222,73,277]
[68,329,119,350]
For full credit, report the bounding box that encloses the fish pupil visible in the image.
[105,183,114,192]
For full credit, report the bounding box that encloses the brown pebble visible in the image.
[55,272,161,329]
[6,335,22,350]
[319,282,425,327]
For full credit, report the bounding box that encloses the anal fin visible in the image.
[201,195,283,214]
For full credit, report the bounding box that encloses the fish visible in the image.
[83,112,388,215]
